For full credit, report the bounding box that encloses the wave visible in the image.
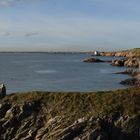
[35,70,57,74]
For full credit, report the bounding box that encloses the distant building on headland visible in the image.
[94,51,99,56]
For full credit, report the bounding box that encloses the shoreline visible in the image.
[0,48,140,139]
[1,48,140,93]
[84,48,140,87]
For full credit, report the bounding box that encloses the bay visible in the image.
[0,53,129,94]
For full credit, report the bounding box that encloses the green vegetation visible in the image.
[2,87,140,121]
[1,88,139,139]
[1,49,140,139]
[130,48,140,58]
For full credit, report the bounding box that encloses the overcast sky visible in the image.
[0,0,140,51]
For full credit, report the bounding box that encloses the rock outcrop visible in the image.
[111,59,125,66]
[116,48,140,87]
[114,68,138,76]
[83,57,105,63]
[98,51,129,57]
[0,84,6,99]
[123,48,140,68]
[111,58,140,68]
[124,58,139,68]
[0,89,139,140]
[120,78,140,86]
[95,49,140,68]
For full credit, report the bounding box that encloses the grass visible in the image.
[1,48,140,120]
[1,87,140,121]
[130,48,140,59]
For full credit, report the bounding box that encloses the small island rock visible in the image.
[83,57,104,63]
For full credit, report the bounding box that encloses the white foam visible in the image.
[35,70,57,74]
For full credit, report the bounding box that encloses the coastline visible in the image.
[84,48,140,86]
[0,48,140,139]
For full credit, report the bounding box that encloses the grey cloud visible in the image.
[0,0,40,7]
[0,0,21,6]
[0,32,10,36]
[24,32,39,37]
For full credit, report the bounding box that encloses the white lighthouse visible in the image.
[94,51,98,56]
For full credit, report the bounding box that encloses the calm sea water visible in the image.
[0,53,129,94]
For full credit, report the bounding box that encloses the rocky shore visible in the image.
[114,48,140,86]
[0,48,140,140]
[0,88,140,140]
[97,51,130,57]
[84,48,140,86]
[83,58,111,63]
[86,48,140,68]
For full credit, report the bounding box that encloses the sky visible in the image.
[0,0,140,52]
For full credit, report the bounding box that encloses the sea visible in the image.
[0,53,130,94]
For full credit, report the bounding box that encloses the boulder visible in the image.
[124,58,139,68]
[0,103,11,119]
[120,78,140,86]
[111,59,125,66]
[18,101,40,120]
[83,58,104,63]
[0,84,6,99]
[114,69,138,76]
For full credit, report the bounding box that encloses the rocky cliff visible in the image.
[89,49,140,67]
[95,49,140,68]
[121,48,140,68]
[98,51,130,57]
[111,48,140,68]
[109,48,140,86]
[0,88,140,140]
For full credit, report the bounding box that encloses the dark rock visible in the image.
[0,84,6,99]
[117,115,140,140]
[96,133,108,140]
[88,128,108,140]
[0,103,11,119]
[114,69,138,76]
[83,58,105,63]
[120,78,140,86]
[111,59,125,66]
[88,129,100,140]
[18,101,40,120]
